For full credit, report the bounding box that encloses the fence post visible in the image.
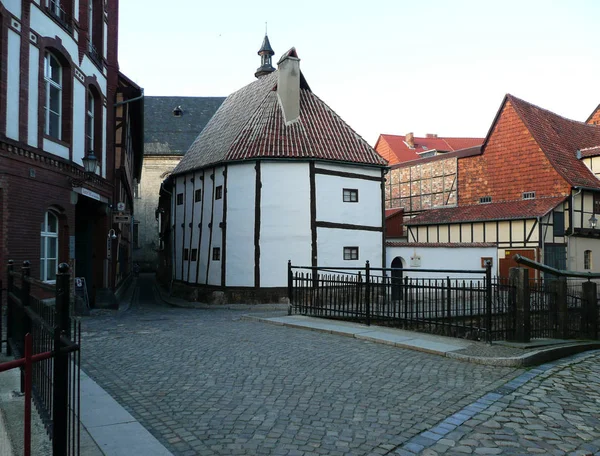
[53,263,70,456]
[446,276,452,335]
[582,281,598,340]
[550,277,567,339]
[365,261,371,326]
[485,263,492,344]
[6,260,13,356]
[508,267,530,343]
[21,261,31,343]
[287,260,293,306]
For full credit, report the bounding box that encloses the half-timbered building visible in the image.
[396,94,600,276]
[160,39,387,302]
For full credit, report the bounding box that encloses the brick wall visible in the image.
[375,137,398,165]
[587,106,600,125]
[458,101,570,204]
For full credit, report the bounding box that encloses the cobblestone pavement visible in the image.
[79,276,525,455]
[396,350,600,456]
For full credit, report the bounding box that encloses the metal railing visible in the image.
[4,260,81,455]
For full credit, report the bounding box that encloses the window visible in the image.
[87,0,101,63]
[522,192,536,200]
[173,106,183,117]
[134,181,140,199]
[215,186,223,200]
[86,89,94,153]
[184,248,189,261]
[40,212,59,282]
[176,193,183,205]
[44,52,62,139]
[194,189,202,203]
[47,0,71,27]
[343,246,359,261]
[132,222,140,249]
[191,249,198,261]
[212,247,221,261]
[343,189,358,203]
[553,212,565,237]
[584,250,592,270]
[595,194,600,215]
[479,196,492,204]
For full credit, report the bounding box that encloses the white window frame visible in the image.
[41,211,59,283]
[585,250,592,270]
[86,89,94,153]
[44,52,62,140]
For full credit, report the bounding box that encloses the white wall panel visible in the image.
[316,163,381,177]
[72,80,85,164]
[260,162,311,287]
[317,228,381,268]
[182,173,194,282]
[173,176,185,281]
[6,30,21,140]
[27,44,39,147]
[31,6,78,61]
[3,0,22,19]
[198,170,214,284]
[225,163,256,287]
[208,166,225,286]
[42,138,69,159]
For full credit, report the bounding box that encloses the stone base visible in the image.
[168,281,290,305]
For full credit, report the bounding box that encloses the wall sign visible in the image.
[410,255,422,267]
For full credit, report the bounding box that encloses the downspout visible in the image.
[114,88,145,107]
[567,187,583,270]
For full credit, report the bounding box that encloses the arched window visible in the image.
[44,52,62,139]
[584,250,592,270]
[86,89,94,153]
[41,211,59,282]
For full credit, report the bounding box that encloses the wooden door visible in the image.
[499,249,537,280]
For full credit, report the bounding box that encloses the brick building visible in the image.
[384,94,600,276]
[0,0,143,307]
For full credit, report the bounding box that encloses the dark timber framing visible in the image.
[180,176,186,281]
[186,173,196,282]
[310,162,317,268]
[173,177,178,281]
[221,166,228,287]
[314,167,381,182]
[315,221,383,232]
[205,168,216,285]
[254,161,261,287]
[195,170,206,284]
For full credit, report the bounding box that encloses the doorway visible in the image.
[391,256,404,302]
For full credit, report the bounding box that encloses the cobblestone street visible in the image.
[80,276,599,455]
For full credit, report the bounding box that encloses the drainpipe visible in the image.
[114,88,144,107]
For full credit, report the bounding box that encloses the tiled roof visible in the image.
[579,146,600,159]
[389,145,482,169]
[406,196,566,226]
[173,69,386,175]
[144,96,225,156]
[504,95,600,189]
[386,242,496,248]
[376,134,483,165]
[385,208,403,218]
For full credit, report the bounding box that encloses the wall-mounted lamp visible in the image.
[69,151,98,187]
[108,229,117,240]
[590,215,598,229]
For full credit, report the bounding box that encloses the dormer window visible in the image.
[479,196,492,204]
[522,192,535,200]
[173,106,183,117]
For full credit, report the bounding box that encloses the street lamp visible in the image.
[589,215,598,229]
[108,229,117,240]
[82,151,98,175]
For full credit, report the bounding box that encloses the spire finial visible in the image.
[255,31,275,78]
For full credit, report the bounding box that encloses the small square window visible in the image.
[191,248,198,261]
[479,196,492,204]
[343,246,359,261]
[176,193,183,205]
[183,248,189,261]
[343,189,358,202]
[194,189,202,203]
[212,247,221,261]
[522,192,535,200]
[481,257,493,268]
[215,186,223,200]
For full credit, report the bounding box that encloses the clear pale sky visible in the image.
[118,0,600,146]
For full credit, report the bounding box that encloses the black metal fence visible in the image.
[5,260,81,456]
[288,260,600,343]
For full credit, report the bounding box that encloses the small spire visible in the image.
[255,33,275,78]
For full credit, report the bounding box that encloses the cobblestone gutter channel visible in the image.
[394,349,600,455]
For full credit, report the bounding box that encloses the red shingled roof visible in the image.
[406,196,566,226]
[375,134,483,165]
[386,242,496,248]
[492,95,600,189]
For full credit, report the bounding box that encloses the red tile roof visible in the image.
[406,196,566,226]
[375,134,483,165]
[385,208,403,218]
[496,95,600,189]
[579,146,600,159]
[173,65,386,175]
[386,242,496,248]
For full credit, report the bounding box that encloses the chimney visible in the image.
[405,132,415,148]
[277,48,300,124]
[426,133,438,138]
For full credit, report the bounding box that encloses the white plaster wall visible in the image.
[316,163,381,178]
[27,43,39,147]
[42,138,69,159]
[260,162,311,287]
[315,173,381,227]
[198,170,214,284]
[6,30,21,140]
[386,246,497,279]
[225,163,256,287]
[79,58,107,94]
[318,228,382,268]
[173,176,185,281]
[31,6,78,60]
[208,166,225,286]
[3,0,21,19]
[568,237,600,273]
[72,80,86,164]
[101,108,107,177]
[182,173,195,282]
[186,171,200,283]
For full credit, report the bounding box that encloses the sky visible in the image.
[118,0,600,146]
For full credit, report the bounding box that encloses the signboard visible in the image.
[81,187,101,201]
[410,255,422,267]
[113,214,131,224]
[117,202,126,211]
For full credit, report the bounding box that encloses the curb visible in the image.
[243,315,600,367]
